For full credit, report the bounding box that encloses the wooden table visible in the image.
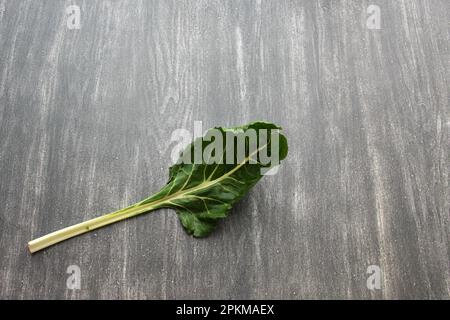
[0,0,448,299]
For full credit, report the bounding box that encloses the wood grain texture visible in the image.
[0,0,448,299]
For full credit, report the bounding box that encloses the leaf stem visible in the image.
[28,145,267,253]
[28,201,160,253]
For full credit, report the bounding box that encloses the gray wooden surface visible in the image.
[0,0,448,299]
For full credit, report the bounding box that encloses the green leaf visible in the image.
[28,121,288,253]
[139,121,288,237]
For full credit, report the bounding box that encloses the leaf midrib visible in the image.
[133,144,268,213]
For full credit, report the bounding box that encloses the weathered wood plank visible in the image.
[0,0,448,299]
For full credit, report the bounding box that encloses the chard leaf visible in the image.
[141,121,288,236]
[28,121,288,253]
